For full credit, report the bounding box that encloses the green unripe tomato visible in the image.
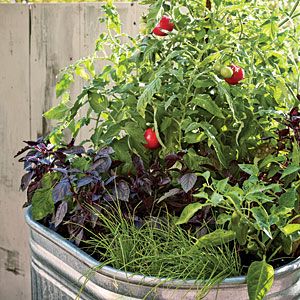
[213,62,223,73]
[220,66,234,78]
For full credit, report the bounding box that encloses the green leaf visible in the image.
[183,149,212,171]
[216,214,231,225]
[88,93,108,113]
[215,178,229,194]
[31,188,55,221]
[194,79,214,88]
[251,207,272,239]
[137,75,162,118]
[41,172,60,189]
[238,164,259,176]
[199,122,228,167]
[44,103,69,120]
[195,229,236,248]
[176,202,208,225]
[75,65,90,81]
[281,165,300,179]
[192,94,224,118]
[56,73,74,98]
[278,188,297,209]
[247,260,274,300]
[281,224,300,235]
[210,192,224,206]
[292,141,300,166]
[72,157,91,172]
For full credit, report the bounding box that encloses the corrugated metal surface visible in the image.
[25,208,300,300]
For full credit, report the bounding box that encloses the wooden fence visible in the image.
[0,3,145,299]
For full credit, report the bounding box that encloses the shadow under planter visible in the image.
[25,208,300,300]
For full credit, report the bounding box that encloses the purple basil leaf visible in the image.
[27,181,41,203]
[77,177,94,188]
[92,194,101,201]
[54,201,68,228]
[14,145,31,158]
[74,229,84,246]
[157,188,182,203]
[52,178,71,203]
[165,153,181,168]
[39,158,52,165]
[96,146,114,157]
[67,168,82,174]
[179,173,197,193]
[132,154,145,176]
[137,178,152,195]
[105,175,117,186]
[158,177,171,186]
[23,139,42,146]
[51,168,68,175]
[111,160,123,169]
[62,146,85,155]
[103,193,115,202]
[88,170,100,177]
[114,180,130,202]
[20,171,34,191]
[91,156,112,173]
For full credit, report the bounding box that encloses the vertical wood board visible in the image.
[0,4,31,300]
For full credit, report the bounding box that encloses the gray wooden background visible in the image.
[0,3,145,299]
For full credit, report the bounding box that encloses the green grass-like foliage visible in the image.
[82,204,241,297]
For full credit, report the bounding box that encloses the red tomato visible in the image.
[152,26,167,36]
[225,64,245,85]
[152,16,174,36]
[159,16,174,32]
[144,128,160,149]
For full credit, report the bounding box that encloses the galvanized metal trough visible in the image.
[25,208,300,300]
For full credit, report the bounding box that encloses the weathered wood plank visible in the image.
[0,4,31,300]
[30,3,82,139]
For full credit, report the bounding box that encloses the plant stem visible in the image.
[279,0,300,27]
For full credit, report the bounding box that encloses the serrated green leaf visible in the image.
[192,94,224,119]
[199,122,228,167]
[88,93,108,113]
[56,73,74,98]
[137,76,162,118]
[238,164,259,176]
[247,260,274,300]
[72,157,91,172]
[32,188,55,220]
[44,103,69,120]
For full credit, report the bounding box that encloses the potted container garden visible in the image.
[16,0,300,299]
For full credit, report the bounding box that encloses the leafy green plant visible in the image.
[17,0,300,299]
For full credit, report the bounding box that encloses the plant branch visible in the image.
[279,0,300,27]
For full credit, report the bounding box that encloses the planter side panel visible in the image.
[26,209,300,300]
